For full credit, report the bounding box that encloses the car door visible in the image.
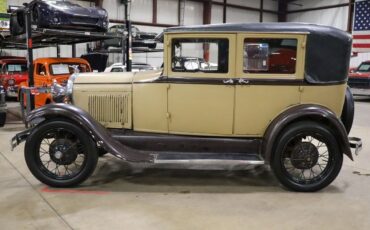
[234,33,306,136]
[166,34,236,136]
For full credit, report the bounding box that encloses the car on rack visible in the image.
[104,62,157,72]
[102,25,157,49]
[18,57,91,108]
[10,0,108,36]
[0,86,6,127]
[12,23,362,192]
[348,60,370,96]
[0,58,28,99]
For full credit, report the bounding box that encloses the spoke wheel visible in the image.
[271,121,343,192]
[25,120,98,187]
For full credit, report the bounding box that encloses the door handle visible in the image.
[238,79,249,84]
[223,79,234,84]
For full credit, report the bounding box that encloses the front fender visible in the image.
[262,104,353,162]
[24,103,154,163]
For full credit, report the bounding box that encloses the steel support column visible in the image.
[347,0,355,33]
[278,0,288,22]
[260,0,264,22]
[25,9,35,110]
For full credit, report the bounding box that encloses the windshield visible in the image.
[49,63,90,75]
[357,63,370,72]
[4,63,28,73]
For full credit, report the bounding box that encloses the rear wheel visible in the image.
[25,120,98,187]
[271,121,343,192]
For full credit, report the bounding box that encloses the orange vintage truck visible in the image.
[19,57,91,108]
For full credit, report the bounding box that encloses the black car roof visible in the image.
[165,23,352,84]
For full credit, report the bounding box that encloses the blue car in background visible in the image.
[10,0,108,36]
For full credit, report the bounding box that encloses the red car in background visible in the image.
[348,61,370,96]
[0,58,28,98]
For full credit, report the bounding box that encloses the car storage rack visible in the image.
[94,47,163,53]
[1,28,122,49]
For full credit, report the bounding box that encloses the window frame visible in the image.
[236,33,306,80]
[166,33,236,79]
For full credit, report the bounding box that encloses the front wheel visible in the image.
[25,120,98,187]
[271,121,343,192]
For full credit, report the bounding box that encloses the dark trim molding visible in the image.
[287,3,349,14]
[134,76,346,86]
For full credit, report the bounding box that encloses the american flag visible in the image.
[353,0,370,52]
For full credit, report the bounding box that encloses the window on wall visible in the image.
[171,38,229,73]
[243,38,297,74]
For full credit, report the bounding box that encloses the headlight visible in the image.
[51,79,66,103]
[7,79,15,86]
[98,9,107,16]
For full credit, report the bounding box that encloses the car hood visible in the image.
[2,73,28,83]
[349,72,370,78]
[47,1,105,17]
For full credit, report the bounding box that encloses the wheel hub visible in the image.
[49,139,78,165]
[290,142,319,169]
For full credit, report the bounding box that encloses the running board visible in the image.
[153,152,265,170]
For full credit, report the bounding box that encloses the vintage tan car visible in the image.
[12,23,362,192]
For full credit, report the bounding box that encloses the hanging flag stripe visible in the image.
[352,0,370,52]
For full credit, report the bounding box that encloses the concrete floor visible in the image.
[0,100,369,230]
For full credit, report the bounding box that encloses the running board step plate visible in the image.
[153,152,265,170]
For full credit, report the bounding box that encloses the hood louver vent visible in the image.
[88,94,129,127]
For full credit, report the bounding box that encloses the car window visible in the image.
[111,67,124,72]
[171,38,229,73]
[357,63,370,72]
[49,63,90,75]
[243,38,297,74]
[36,64,47,76]
[5,63,27,73]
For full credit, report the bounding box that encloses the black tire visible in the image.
[25,119,98,187]
[341,87,354,134]
[271,121,343,192]
[10,11,25,36]
[32,6,40,27]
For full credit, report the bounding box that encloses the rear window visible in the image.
[243,38,297,74]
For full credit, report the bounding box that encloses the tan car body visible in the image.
[73,32,345,137]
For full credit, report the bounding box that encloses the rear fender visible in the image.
[24,103,154,163]
[262,104,353,162]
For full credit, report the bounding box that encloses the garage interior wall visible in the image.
[2,0,365,68]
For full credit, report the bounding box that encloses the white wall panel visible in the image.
[157,0,178,25]
[130,0,153,23]
[227,7,259,23]
[103,0,126,21]
[264,0,278,11]
[263,12,278,22]
[287,6,348,30]
[228,0,259,8]
[211,5,224,24]
[183,1,203,25]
